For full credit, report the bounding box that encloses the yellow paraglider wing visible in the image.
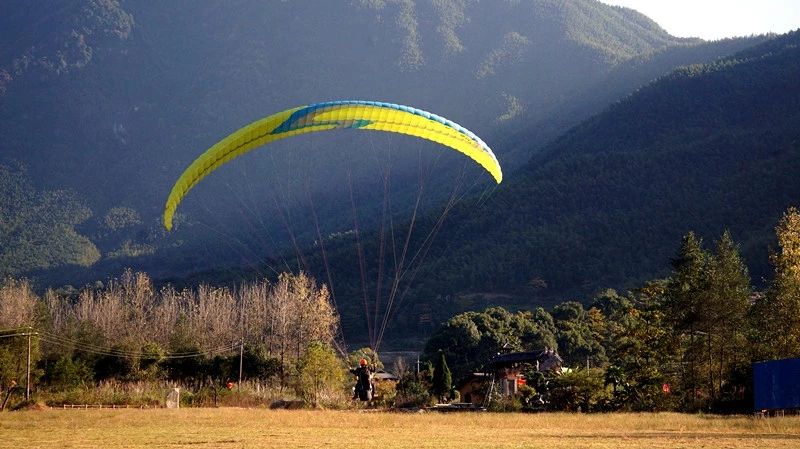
[163,100,502,230]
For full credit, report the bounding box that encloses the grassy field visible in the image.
[2,409,799,449]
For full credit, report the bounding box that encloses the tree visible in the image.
[552,301,607,368]
[422,306,556,382]
[664,232,709,332]
[138,341,165,380]
[46,356,93,389]
[0,279,43,397]
[348,347,383,370]
[548,368,609,412]
[703,230,751,404]
[431,351,452,403]
[663,232,710,409]
[594,282,673,411]
[94,343,139,381]
[659,230,753,410]
[296,342,345,407]
[240,344,280,382]
[422,313,481,381]
[752,207,800,359]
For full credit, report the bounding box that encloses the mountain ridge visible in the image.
[420,30,800,305]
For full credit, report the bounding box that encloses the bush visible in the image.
[488,395,523,412]
[372,380,397,408]
[94,343,138,381]
[40,381,163,407]
[394,373,431,408]
[548,368,610,412]
[47,356,94,389]
[242,345,281,382]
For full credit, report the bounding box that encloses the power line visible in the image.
[14,330,241,360]
[0,332,34,339]
[40,336,239,359]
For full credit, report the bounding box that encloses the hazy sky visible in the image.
[600,0,800,40]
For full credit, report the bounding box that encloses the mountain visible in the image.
[510,37,773,155]
[2,0,764,282]
[3,0,687,206]
[415,30,800,309]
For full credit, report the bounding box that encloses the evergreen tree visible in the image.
[597,282,673,411]
[665,232,709,330]
[431,351,452,403]
[553,301,607,368]
[752,207,800,359]
[704,230,751,403]
[422,307,556,382]
[664,232,710,409]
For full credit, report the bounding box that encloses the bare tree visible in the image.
[40,270,340,372]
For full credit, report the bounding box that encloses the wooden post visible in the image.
[238,338,244,393]
[25,330,31,401]
[238,298,245,394]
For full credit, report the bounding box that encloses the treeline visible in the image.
[0,271,341,407]
[422,207,800,412]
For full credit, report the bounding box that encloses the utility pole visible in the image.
[238,337,244,393]
[238,298,245,393]
[25,328,31,401]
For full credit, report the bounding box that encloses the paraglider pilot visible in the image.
[350,358,375,401]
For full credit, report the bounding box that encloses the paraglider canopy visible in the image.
[163,100,503,231]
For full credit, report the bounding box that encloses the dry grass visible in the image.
[1,409,799,449]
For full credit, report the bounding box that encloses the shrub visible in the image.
[394,373,431,408]
[548,368,610,412]
[241,344,281,382]
[47,356,94,389]
[488,395,523,412]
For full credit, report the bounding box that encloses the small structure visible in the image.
[373,370,400,382]
[458,372,491,405]
[753,358,800,414]
[166,387,180,409]
[457,349,562,405]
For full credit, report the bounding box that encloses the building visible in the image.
[457,349,562,405]
[753,358,800,413]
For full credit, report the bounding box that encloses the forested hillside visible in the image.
[0,163,99,276]
[418,30,800,305]
[1,0,688,212]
